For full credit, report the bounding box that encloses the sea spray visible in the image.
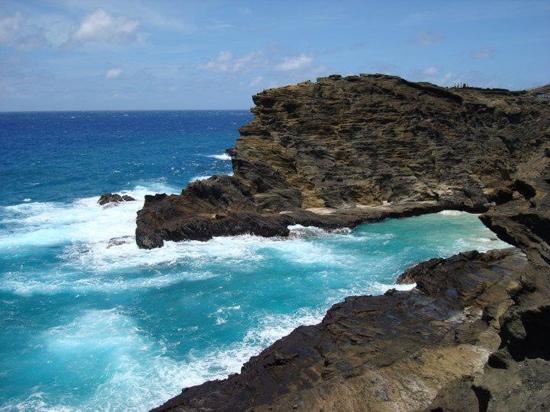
[208,153,232,161]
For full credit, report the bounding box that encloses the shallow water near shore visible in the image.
[0,112,509,411]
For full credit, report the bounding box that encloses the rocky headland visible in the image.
[139,74,550,411]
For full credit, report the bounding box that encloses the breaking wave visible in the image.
[208,153,232,161]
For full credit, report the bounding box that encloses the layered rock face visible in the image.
[136,75,549,248]
[235,75,539,209]
[142,75,550,411]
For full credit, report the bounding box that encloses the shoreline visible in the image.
[154,246,532,412]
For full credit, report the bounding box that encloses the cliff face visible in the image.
[136,75,549,249]
[140,75,550,411]
[235,75,538,209]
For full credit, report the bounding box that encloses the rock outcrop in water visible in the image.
[98,192,135,206]
[144,75,550,411]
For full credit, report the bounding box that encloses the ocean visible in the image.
[0,111,509,411]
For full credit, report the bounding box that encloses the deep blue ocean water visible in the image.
[0,111,508,411]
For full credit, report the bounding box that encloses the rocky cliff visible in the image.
[136,75,548,248]
[142,75,550,411]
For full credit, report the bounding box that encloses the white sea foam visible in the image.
[0,393,71,412]
[288,224,327,238]
[288,224,352,239]
[0,280,417,410]
[438,210,470,216]
[24,306,324,411]
[77,224,348,271]
[0,270,216,296]
[445,235,506,254]
[0,181,178,250]
[65,235,267,273]
[208,153,231,161]
[0,220,355,296]
[210,305,242,325]
[0,206,514,410]
[190,175,212,182]
[0,197,509,298]
[38,308,195,411]
[371,281,417,293]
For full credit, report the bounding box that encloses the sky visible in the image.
[0,0,549,111]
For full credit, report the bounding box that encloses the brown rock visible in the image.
[154,249,550,412]
[136,74,549,248]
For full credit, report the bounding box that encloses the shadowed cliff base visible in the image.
[143,75,550,411]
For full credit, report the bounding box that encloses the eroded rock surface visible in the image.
[480,148,550,266]
[136,75,549,248]
[146,76,550,411]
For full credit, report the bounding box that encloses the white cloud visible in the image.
[0,11,75,50]
[206,23,233,31]
[275,54,313,71]
[233,51,264,72]
[417,32,443,46]
[200,51,266,73]
[249,76,263,87]
[0,13,50,50]
[422,66,439,76]
[0,13,22,43]
[470,48,495,60]
[200,51,233,72]
[199,50,326,84]
[106,67,123,79]
[73,9,139,43]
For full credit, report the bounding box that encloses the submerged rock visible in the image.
[98,192,135,206]
[106,235,134,248]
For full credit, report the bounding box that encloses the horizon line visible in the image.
[0,108,252,114]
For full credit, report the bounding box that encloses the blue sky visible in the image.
[1,0,549,111]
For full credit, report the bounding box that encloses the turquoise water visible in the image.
[0,112,508,411]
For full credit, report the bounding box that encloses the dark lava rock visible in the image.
[106,236,134,248]
[98,193,135,206]
[480,149,550,266]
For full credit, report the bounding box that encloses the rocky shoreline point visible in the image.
[137,74,550,411]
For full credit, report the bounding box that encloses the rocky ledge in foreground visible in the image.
[144,75,550,410]
[154,248,550,411]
